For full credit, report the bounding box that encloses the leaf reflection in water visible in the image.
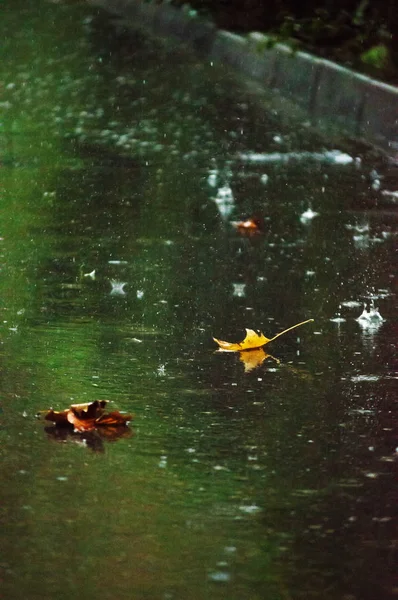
[44,424,133,453]
[239,349,280,373]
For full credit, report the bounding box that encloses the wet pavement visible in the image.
[0,2,397,599]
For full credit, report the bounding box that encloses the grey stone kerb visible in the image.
[87,0,398,157]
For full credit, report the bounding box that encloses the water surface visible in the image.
[0,2,397,599]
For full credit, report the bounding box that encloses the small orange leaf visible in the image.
[213,319,314,352]
[231,216,264,236]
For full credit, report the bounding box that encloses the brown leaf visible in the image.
[43,400,133,433]
[69,400,107,419]
[66,412,97,432]
[95,411,132,427]
[44,409,70,426]
[213,319,314,352]
[65,400,107,432]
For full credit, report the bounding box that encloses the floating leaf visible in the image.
[44,408,70,426]
[43,399,132,433]
[214,328,269,351]
[213,319,314,352]
[231,217,264,235]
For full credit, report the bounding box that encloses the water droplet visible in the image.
[300,207,319,224]
[239,504,261,514]
[232,283,246,298]
[110,280,127,296]
[208,571,231,583]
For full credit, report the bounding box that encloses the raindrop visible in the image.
[356,301,384,328]
[158,455,167,469]
[381,189,398,200]
[341,300,362,308]
[239,504,261,514]
[207,169,218,187]
[330,305,346,323]
[232,283,246,298]
[110,280,127,296]
[345,220,369,234]
[208,571,231,583]
[214,185,234,220]
[108,260,128,265]
[83,269,96,280]
[300,207,319,224]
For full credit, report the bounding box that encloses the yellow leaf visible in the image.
[213,319,314,352]
[214,328,270,351]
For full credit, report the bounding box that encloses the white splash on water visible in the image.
[300,207,319,224]
[345,221,369,234]
[381,189,398,200]
[214,185,234,220]
[207,168,218,187]
[341,300,362,308]
[238,149,354,165]
[110,280,127,296]
[157,364,166,376]
[108,260,128,265]
[330,305,346,323]
[232,283,246,298]
[239,504,261,514]
[356,301,384,329]
[158,455,167,468]
[83,269,96,280]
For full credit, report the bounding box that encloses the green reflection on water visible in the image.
[0,2,396,600]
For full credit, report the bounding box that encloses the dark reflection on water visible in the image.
[0,1,397,599]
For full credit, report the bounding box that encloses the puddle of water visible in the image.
[0,2,397,600]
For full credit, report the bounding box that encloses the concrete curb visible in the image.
[87,0,398,156]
